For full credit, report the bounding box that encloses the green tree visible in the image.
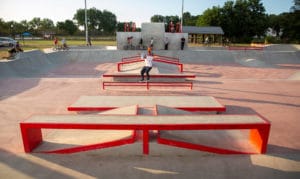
[151,15,165,23]
[57,20,78,35]
[196,6,222,26]
[267,14,281,37]
[28,18,55,35]
[19,20,30,33]
[290,0,300,12]
[74,7,101,34]
[40,18,55,32]
[28,17,42,34]
[116,22,125,32]
[247,0,267,37]
[279,12,300,42]
[0,18,9,35]
[0,19,30,36]
[101,10,117,34]
[220,1,235,38]
[196,0,267,42]
[73,7,117,35]
[183,12,198,26]
[231,0,267,41]
[6,21,19,38]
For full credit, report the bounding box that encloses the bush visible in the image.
[251,38,265,44]
[264,36,281,44]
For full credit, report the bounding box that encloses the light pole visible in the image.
[85,0,88,45]
[11,24,14,39]
[181,0,184,32]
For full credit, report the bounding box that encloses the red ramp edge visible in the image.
[39,131,137,154]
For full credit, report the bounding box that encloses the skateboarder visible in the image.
[139,52,153,82]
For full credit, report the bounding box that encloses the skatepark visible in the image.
[0,44,300,178]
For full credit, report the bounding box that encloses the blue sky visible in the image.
[0,0,294,27]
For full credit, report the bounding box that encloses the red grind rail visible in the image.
[102,81,193,90]
[117,58,183,72]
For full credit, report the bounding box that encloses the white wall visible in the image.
[117,23,188,50]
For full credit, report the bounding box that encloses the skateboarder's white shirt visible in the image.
[145,55,153,67]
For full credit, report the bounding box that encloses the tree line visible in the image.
[0,8,119,38]
[0,0,299,43]
[152,0,299,43]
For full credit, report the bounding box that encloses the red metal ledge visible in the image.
[118,55,183,72]
[102,74,196,78]
[102,81,193,90]
[41,131,136,154]
[20,114,270,155]
[67,96,226,113]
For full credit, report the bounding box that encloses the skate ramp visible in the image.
[0,50,140,78]
[0,47,299,78]
[264,44,300,51]
[232,51,275,68]
[232,50,299,68]
[0,50,64,77]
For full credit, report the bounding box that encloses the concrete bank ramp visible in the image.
[0,50,139,77]
[232,49,300,68]
[232,51,275,68]
[1,47,299,77]
[0,50,66,77]
[264,44,300,51]
[155,50,236,64]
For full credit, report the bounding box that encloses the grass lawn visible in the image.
[0,40,117,59]
[17,39,117,50]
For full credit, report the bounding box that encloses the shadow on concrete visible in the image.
[18,144,300,179]
[193,80,223,85]
[222,105,257,115]
[184,70,222,78]
[46,63,105,78]
[267,144,300,161]
[0,149,75,178]
[203,86,300,98]
[217,96,300,108]
[0,78,41,101]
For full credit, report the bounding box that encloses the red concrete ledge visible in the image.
[20,114,270,154]
[41,131,136,154]
[67,96,226,113]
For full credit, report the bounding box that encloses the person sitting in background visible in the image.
[61,38,68,50]
[8,41,23,58]
[15,41,23,52]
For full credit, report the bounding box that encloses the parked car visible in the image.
[0,37,17,47]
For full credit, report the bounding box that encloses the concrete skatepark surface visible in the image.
[0,44,300,178]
